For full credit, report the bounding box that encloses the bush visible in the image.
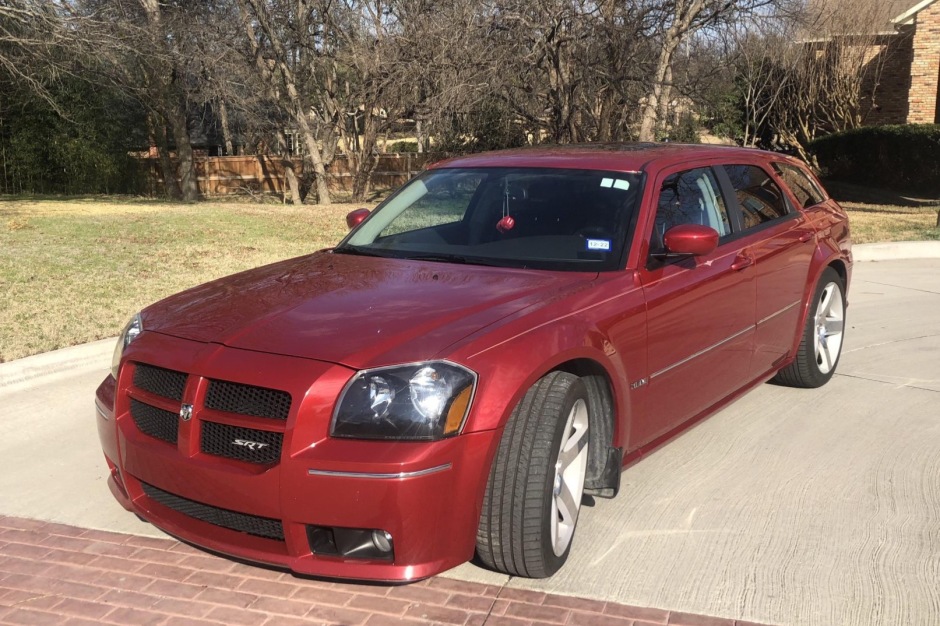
[810,124,940,197]
[386,140,419,153]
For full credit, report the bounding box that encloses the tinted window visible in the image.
[723,165,790,229]
[651,167,730,255]
[772,162,825,208]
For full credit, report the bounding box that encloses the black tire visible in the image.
[773,267,846,388]
[476,371,589,578]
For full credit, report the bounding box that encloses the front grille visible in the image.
[205,380,291,420]
[133,364,187,401]
[141,482,284,541]
[130,399,178,444]
[201,421,282,465]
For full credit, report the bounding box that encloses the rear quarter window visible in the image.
[772,162,826,208]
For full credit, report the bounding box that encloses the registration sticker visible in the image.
[586,238,611,251]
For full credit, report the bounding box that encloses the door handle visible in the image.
[798,231,815,243]
[731,253,754,271]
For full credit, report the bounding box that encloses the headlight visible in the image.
[111,312,143,379]
[332,361,476,441]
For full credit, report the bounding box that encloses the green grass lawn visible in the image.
[0,197,377,362]
[842,202,940,244]
[0,195,937,362]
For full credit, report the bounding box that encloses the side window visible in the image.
[772,162,825,208]
[722,164,790,229]
[651,167,730,254]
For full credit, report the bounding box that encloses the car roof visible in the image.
[428,142,773,174]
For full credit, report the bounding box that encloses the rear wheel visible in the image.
[774,267,846,388]
[476,371,589,578]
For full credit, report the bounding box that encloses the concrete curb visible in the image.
[0,337,114,390]
[853,241,940,262]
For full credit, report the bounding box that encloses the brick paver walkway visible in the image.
[0,516,771,626]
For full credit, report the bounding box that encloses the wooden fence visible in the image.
[140,153,437,198]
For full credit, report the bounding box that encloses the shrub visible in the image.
[810,124,940,197]
[386,140,419,153]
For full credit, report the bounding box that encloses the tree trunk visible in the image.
[165,99,199,202]
[218,98,235,155]
[140,0,197,201]
[352,108,379,202]
[294,108,331,205]
[639,47,676,142]
[275,131,303,205]
[147,112,181,199]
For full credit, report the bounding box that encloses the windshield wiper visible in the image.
[332,245,394,258]
[404,253,468,264]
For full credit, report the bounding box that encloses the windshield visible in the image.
[337,167,642,271]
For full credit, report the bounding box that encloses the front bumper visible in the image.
[96,333,498,581]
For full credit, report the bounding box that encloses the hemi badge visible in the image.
[630,378,648,390]
[179,404,193,421]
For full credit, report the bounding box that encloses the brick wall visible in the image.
[909,0,940,123]
[864,30,914,125]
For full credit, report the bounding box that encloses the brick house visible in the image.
[866,0,940,125]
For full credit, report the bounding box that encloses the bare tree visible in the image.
[638,0,778,142]
[234,0,337,205]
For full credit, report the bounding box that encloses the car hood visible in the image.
[143,251,594,369]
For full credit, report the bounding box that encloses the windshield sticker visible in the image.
[586,238,612,252]
[599,178,630,191]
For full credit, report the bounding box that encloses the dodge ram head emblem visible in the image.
[179,404,193,421]
[233,439,268,451]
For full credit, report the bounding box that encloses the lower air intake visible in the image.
[141,482,284,541]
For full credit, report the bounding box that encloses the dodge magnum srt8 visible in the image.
[97,143,851,581]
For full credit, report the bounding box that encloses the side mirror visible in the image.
[663,224,719,256]
[346,208,370,229]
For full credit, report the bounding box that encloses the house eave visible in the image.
[890,0,939,25]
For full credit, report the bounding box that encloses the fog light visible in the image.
[307,525,394,561]
[372,530,393,553]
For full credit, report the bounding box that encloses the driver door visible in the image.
[632,165,756,448]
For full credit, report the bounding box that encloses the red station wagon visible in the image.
[96,143,852,581]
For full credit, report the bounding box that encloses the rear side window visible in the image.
[772,162,825,208]
[722,165,790,229]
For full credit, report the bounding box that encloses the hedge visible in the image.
[810,124,940,197]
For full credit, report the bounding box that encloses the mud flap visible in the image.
[583,446,623,499]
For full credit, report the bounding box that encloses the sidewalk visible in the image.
[0,516,764,626]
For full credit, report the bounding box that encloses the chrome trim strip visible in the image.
[95,402,109,420]
[650,326,754,380]
[757,301,801,326]
[307,463,452,480]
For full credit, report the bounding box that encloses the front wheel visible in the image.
[774,267,846,388]
[476,371,590,578]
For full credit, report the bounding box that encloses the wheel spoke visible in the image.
[558,422,588,469]
[556,479,579,526]
[819,342,832,372]
[825,318,844,335]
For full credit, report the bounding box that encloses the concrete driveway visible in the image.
[1,256,938,626]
